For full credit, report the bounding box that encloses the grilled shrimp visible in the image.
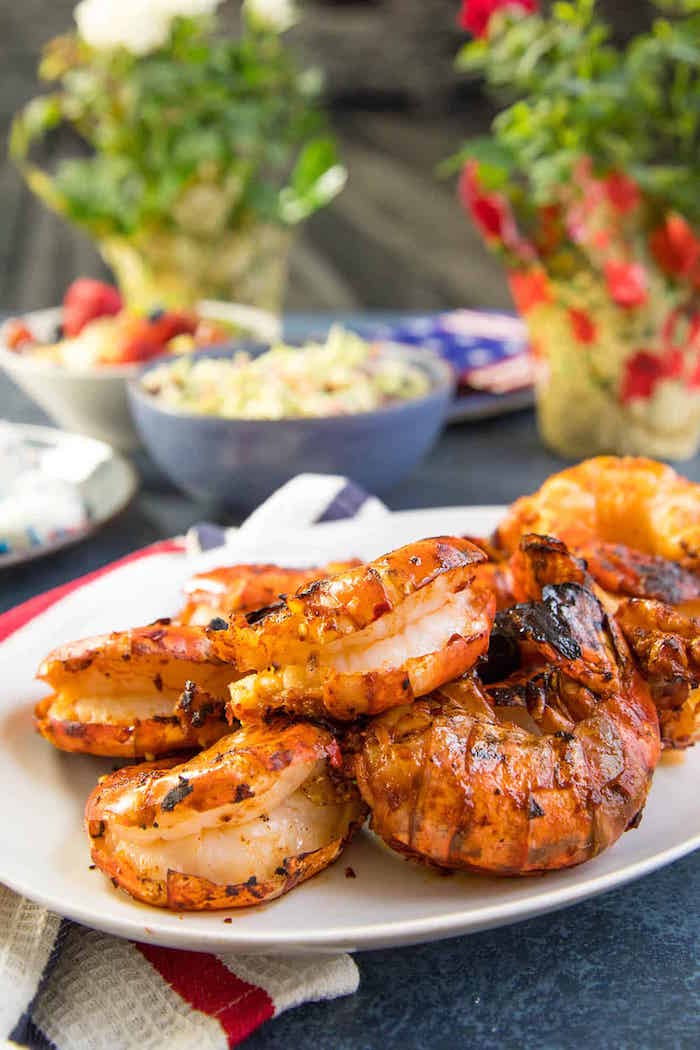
[36,621,235,758]
[357,581,660,876]
[179,561,362,626]
[86,721,366,909]
[506,534,589,603]
[222,538,496,723]
[495,534,700,750]
[464,537,518,612]
[616,599,700,749]
[572,543,700,608]
[496,457,700,572]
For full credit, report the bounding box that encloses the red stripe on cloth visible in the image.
[0,538,185,643]
[137,943,274,1047]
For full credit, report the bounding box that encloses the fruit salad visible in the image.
[3,280,232,368]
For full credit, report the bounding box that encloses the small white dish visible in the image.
[0,303,281,451]
[1,506,698,953]
[0,424,137,568]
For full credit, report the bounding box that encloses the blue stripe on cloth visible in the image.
[193,523,228,552]
[316,481,369,523]
[10,1017,59,1050]
[9,918,69,1050]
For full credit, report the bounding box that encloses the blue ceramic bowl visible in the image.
[127,343,454,510]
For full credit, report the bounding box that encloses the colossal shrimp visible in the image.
[356,545,660,875]
[86,721,366,909]
[494,457,700,610]
[221,537,496,723]
[35,560,362,757]
[615,599,700,750]
[503,534,700,750]
[178,560,362,626]
[36,621,236,758]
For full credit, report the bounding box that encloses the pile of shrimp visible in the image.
[33,456,698,909]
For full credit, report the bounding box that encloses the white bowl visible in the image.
[0,302,281,451]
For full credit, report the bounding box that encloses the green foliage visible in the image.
[10,13,345,236]
[454,0,700,225]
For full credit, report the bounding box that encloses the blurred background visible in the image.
[2,0,650,315]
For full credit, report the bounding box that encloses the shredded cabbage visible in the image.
[140,326,431,418]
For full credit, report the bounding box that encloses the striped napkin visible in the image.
[1,475,389,1050]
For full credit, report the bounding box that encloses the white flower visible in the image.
[155,0,222,15]
[244,0,299,33]
[74,0,222,55]
[75,0,168,54]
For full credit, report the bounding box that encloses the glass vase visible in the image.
[510,266,700,461]
[100,222,292,315]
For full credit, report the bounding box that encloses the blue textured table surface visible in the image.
[1,314,698,1050]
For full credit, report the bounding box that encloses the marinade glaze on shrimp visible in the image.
[36,621,236,757]
[86,721,366,909]
[178,560,362,626]
[494,456,700,609]
[221,537,496,722]
[356,544,660,875]
[615,599,700,749]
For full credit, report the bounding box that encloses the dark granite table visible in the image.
[1,322,699,1050]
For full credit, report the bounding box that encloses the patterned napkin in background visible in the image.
[355,309,534,396]
[1,475,390,1050]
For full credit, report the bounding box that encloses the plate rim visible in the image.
[1,503,698,952]
[0,824,698,953]
[0,423,138,570]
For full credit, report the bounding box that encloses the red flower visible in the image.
[620,352,666,403]
[663,348,685,381]
[568,308,597,344]
[620,346,688,403]
[459,0,537,39]
[604,260,648,308]
[690,355,700,390]
[508,269,551,314]
[459,161,520,246]
[650,214,700,279]
[604,172,640,214]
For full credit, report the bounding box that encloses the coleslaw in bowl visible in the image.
[139,326,431,420]
[128,336,453,508]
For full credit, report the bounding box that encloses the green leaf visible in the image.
[455,40,488,73]
[10,13,345,232]
[278,138,346,223]
[9,95,63,160]
[441,136,515,186]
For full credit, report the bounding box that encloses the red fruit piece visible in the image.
[194,320,231,347]
[4,319,36,351]
[63,279,123,337]
[107,311,197,365]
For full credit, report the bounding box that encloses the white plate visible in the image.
[0,424,138,569]
[1,507,698,953]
